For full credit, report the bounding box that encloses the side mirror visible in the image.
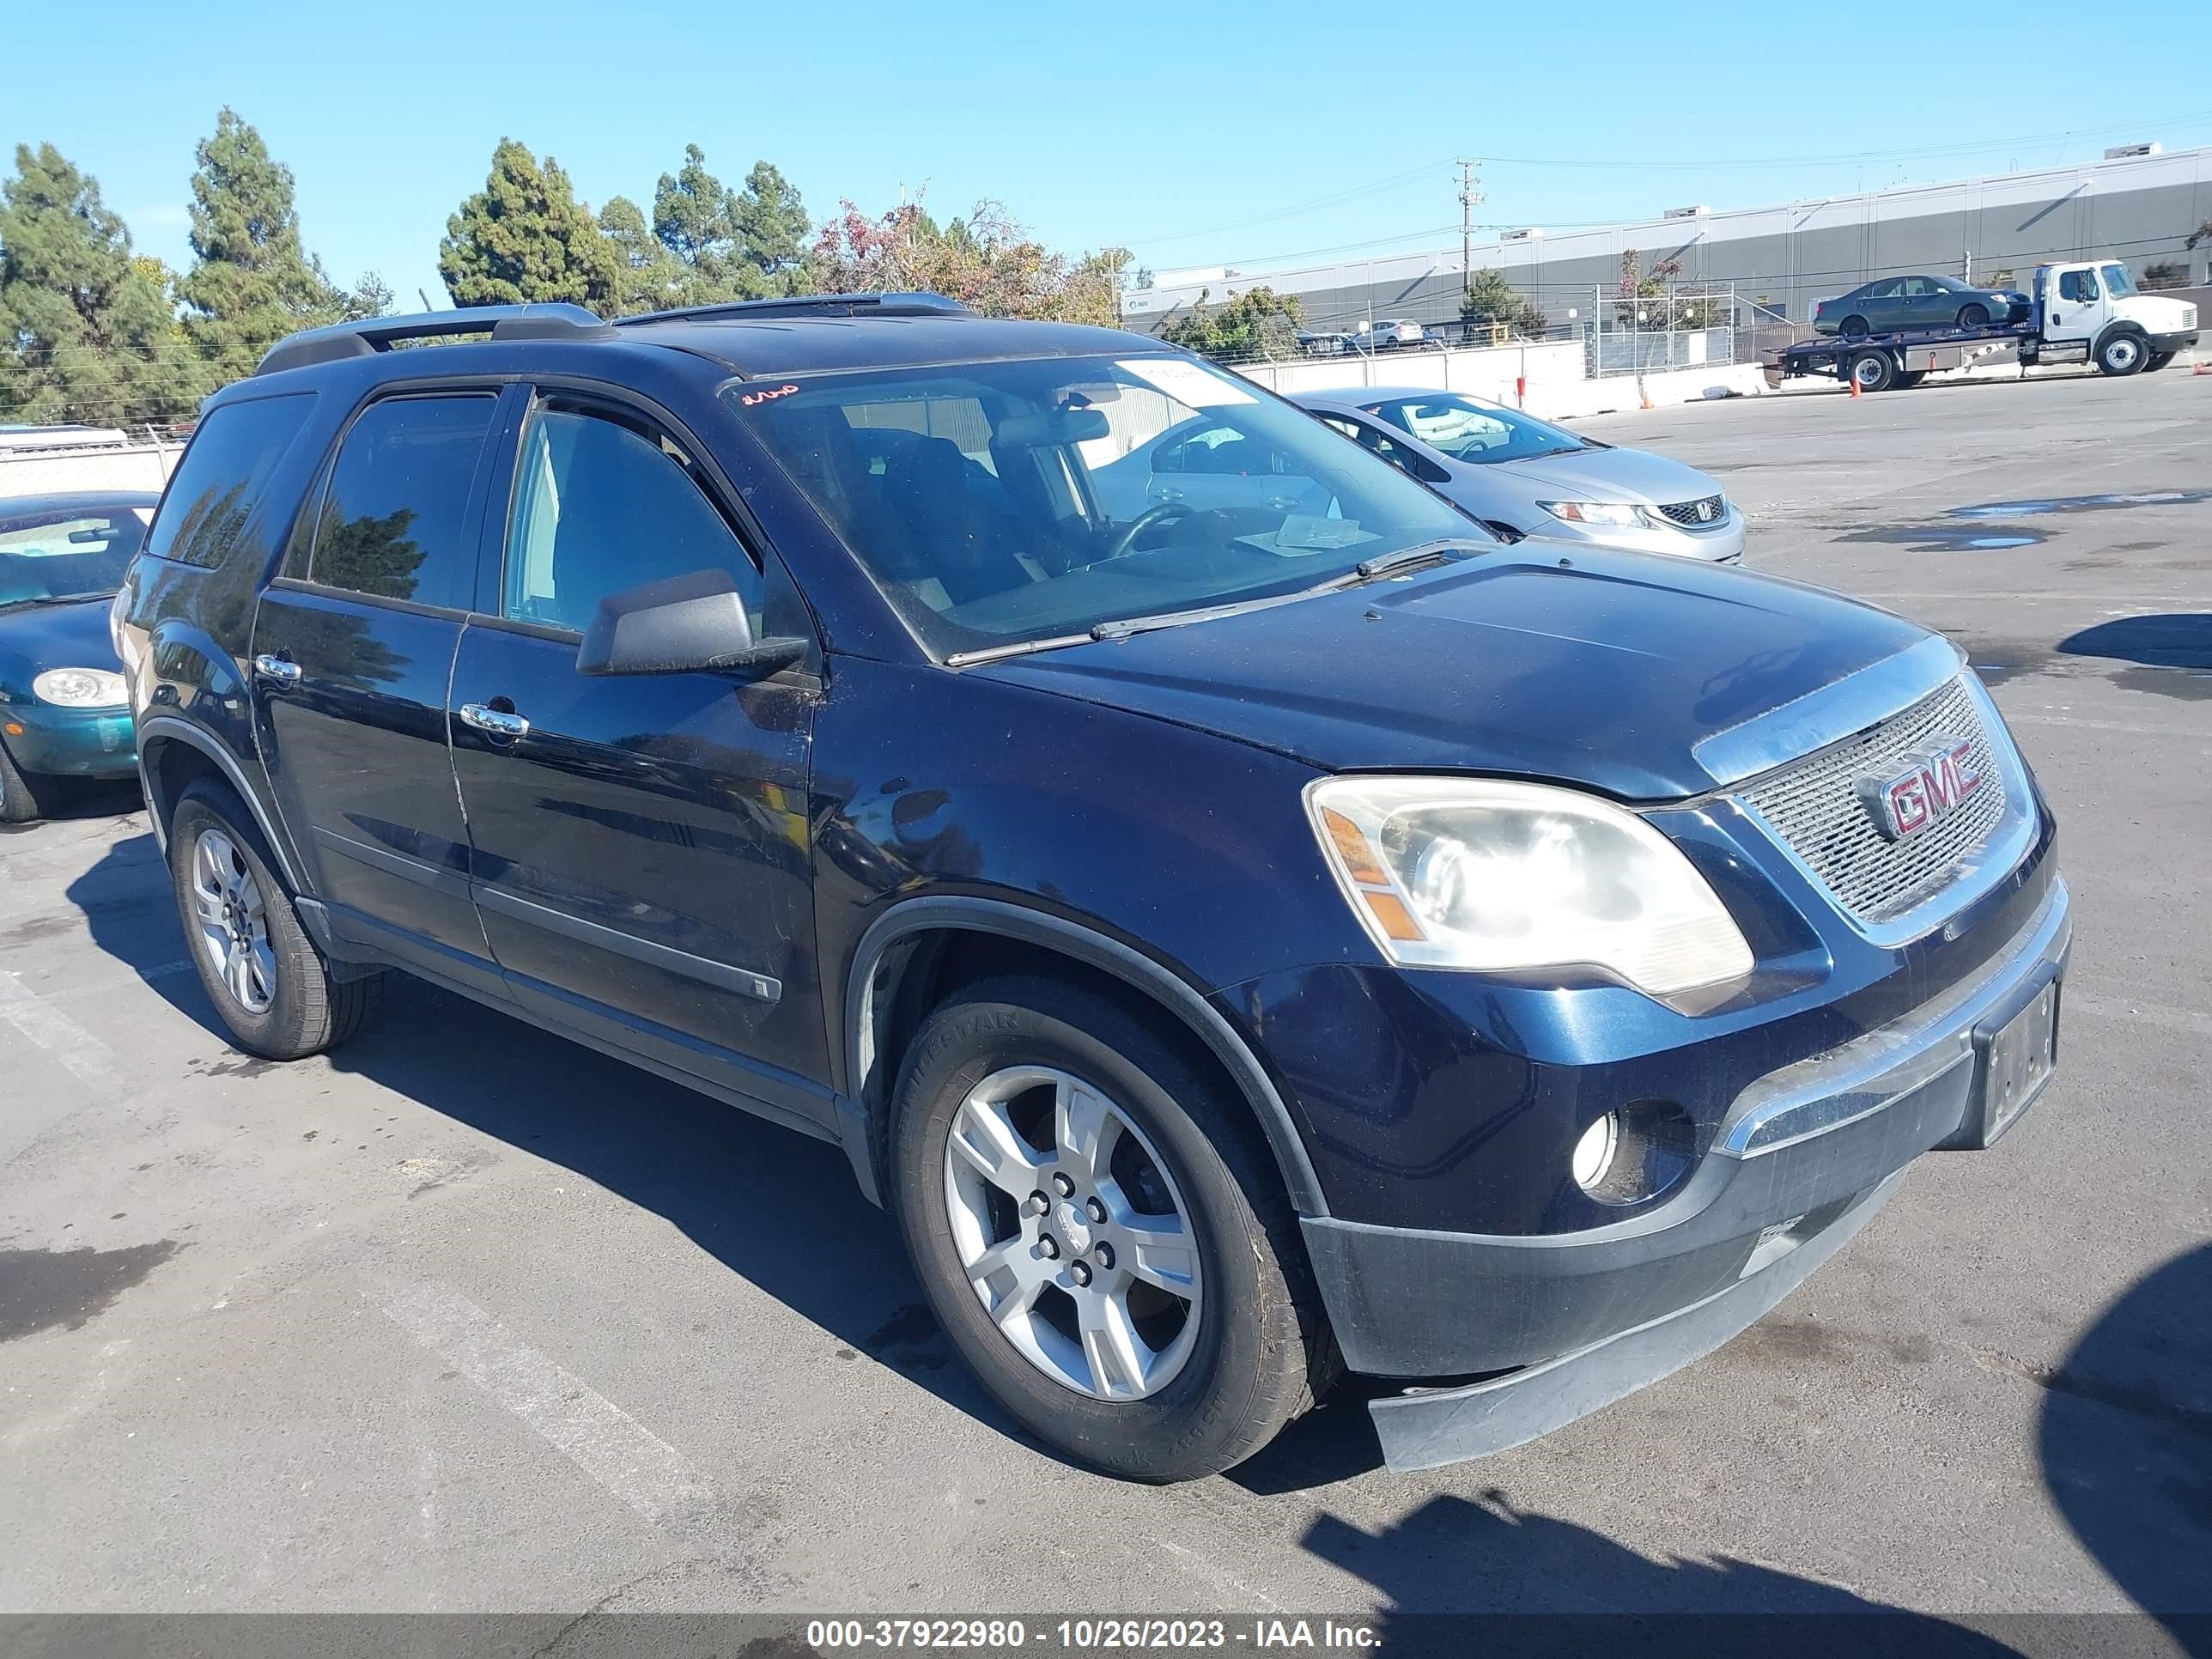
[575,568,808,678]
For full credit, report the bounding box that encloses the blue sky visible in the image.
[9,0,2206,310]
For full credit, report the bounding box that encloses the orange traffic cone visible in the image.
[1638,377,1654,411]
[1849,373,1862,399]
[2194,359,2209,376]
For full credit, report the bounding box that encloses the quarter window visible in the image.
[501,405,763,635]
[309,394,495,609]
[144,392,314,569]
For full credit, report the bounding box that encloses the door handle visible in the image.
[458,702,531,740]
[252,653,301,687]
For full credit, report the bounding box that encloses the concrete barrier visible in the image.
[0,441,181,500]
[1231,343,1766,420]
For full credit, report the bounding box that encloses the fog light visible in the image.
[1571,1113,1620,1191]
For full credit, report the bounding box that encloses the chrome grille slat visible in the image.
[1656,494,1725,527]
[1738,677,2007,924]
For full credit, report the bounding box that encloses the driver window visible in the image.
[503,404,763,635]
[2058,270,2099,303]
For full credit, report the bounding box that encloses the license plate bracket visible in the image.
[1954,976,2061,1149]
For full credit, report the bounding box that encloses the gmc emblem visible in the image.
[1857,738,1983,841]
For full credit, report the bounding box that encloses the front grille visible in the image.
[1656,494,1726,528]
[1737,677,2008,925]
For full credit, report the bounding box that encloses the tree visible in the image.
[0,143,196,425]
[729,161,811,295]
[2142,260,2189,291]
[176,109,380,380]
[440,139,620,316]
[809,193,1125,325]
[2186,220,2212,250]
[1158,286,1302,362]
[599,195,683,313]
[1459,268,1551,341]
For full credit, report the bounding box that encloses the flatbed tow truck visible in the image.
[1778,258,2199,392]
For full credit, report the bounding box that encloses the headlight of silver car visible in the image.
[32,667,128,708]
[1536,501,1644,527]
[1306,776,1753,995]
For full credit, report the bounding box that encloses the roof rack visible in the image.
[611,291,971,327]
[255,304,616,377]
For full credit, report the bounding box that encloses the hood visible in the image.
[0,593,119,697]
[2122,293,2198,329]
[1486,444,1719,507]
[975,549,1935,801]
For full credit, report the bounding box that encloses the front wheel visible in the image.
[890,976,1337,1481]
[0,741,61,825]
[167,778,382,1059]
[2097,332,2148,376]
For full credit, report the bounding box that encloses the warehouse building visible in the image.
[1121,143,2212,339]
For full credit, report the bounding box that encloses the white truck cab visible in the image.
[2027,260,2199,375]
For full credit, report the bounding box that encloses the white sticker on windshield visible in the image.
[1116,358,1255,408]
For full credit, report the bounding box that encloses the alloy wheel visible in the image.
[190,828,276,1015]
[941,1065,1203,1401]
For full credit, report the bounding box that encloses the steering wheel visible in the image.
[1097,500,1197,563]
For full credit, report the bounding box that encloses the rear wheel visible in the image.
[0,741,62,826]
[889,975,1337,1482]
[1956,303,1990,329]
[1849,350,1896,393]
[2096,331,2148,376]
[167,779,382,1059]
[1838,315,1871,342]
[1893,369,1928,390]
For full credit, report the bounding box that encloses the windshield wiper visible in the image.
[1090,539,1480,643]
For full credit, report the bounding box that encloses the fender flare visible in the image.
[841,895,1329,1218]
[136,715,307,895]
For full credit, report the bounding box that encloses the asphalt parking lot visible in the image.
[3,366,2207,1640]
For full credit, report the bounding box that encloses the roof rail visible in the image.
[611,291,972,327]
[255,303,616,377]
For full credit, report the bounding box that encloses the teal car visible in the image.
[0,491,155,823]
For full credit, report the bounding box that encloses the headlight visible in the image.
[1305,776,1753,995]
[1537,501,1644,527]
[32,667,128,708]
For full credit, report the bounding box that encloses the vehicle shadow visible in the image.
[1296,1490,2028,1656]
[2039,1241,2212,1654]
[62,832,1025,1448]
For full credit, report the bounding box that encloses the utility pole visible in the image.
[1456,159,1483,300]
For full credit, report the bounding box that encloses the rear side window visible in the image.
[307,394,495,610]
[145,392,314,568]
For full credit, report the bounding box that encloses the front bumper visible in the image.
[1533,504,1746,564]
[1303,877,2070,1470]
[2151,328,2199,355]
[0,702,137,778]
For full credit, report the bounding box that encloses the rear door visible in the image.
[252,387,509,995]
[447,388,829,1125]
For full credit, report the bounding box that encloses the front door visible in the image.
[447,391,827,1125]
[252,388,507,995]
[2044,265,2110,346]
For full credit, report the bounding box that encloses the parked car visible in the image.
[1296,329,1350,357]
[120,295,2066,1482]
[0,491,155,823]
[1813,275,2030,339]
[1354,318,1427,350]
[1295,387,1744,562]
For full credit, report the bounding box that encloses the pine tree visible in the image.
[439,140,620,317]
[0,143,197,425]
[599,195,683,314]
[177,110,374,376]
[653,144,754,305]
[730,161,811,295]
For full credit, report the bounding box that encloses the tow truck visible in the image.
[1778,258,2199,392]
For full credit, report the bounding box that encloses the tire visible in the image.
[1838,315,1870,342]
[1957,303,1990,330]
[2143,351,2175,373]
[1849,350,1896,392]
[1893,370,1928,390]
[0,740,63,825]
[167,778,382,1060]
[889,975,1338,1482]
[2096,331,2148,376]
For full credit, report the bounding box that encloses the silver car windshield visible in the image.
[1364,392,1590,465]
[734,353,1474,657]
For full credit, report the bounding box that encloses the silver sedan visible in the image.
[1294,387,1744,562]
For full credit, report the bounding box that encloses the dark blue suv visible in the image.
[116,295,2068,1481]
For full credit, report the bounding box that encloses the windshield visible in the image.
[0,503,149,609]
[2101,263,2139,299]
[735,353,1476,657]
[1363,392,1591,465]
